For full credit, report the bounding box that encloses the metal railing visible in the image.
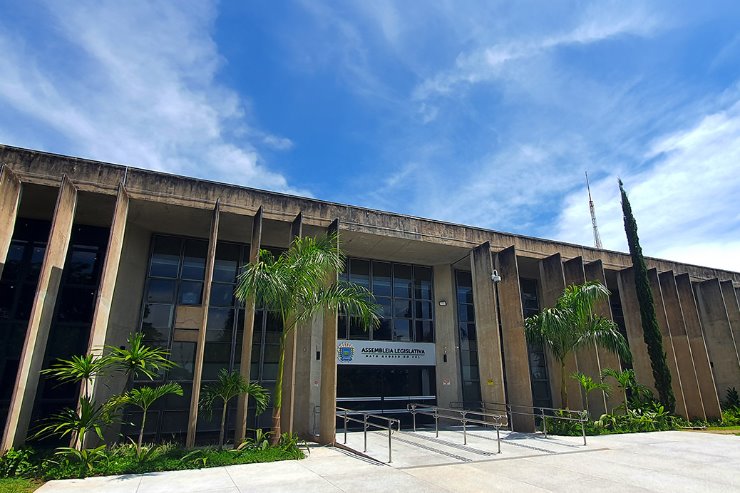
[451,401,590,445]
[406,404,508,453]
[335,407,400,463]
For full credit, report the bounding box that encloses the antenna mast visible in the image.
[586,172,603,249]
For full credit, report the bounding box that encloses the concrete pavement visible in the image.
[36,430,740,492]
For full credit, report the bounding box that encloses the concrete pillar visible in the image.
[280,212,303,434]
[2,176,77,450]
[616,267,657,394]
[720,281,740,367]
[318,219,339,445]
[694,279,740,400]
[494,246,534,431]
[0,166,22,279]
[563,257,605,417]
[675,274,722,420]
[538,253,579,409]
[659,271,706,420]
[235,206,263,443]
[186,201,220,448]
[470,242,506,406]
[647,269,688,419]
[433,264,462,408]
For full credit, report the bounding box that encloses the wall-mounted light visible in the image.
[438,300,447,306]
[491,269,502,283]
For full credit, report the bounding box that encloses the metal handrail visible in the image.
[451,401,590,445]
[406,404,507,453]
[335,406,400,463]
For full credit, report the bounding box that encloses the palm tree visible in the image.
[235,233,380,442]
[200,369,269,448]
[41,354,109,402]
[571,371,611,417]
[122,382,183,455]
[601,367,653,413]
[524,281,631,408]
[106,332,176,380]
[32,396,118,450]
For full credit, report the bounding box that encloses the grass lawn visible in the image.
[0,478,42,493]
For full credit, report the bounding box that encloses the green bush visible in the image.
[545,402,682,437]
[0,449,37,479]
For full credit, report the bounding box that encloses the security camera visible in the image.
[491,270,502,283]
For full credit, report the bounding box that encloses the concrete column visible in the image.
[2,176,77,450]
[470,242,506,406]
[563,257,605,417]
[648,269,688,419]
[494,246,534,431]
[659,271,705,420]
[186,201,220,448]
[318,219,339,445]
[694,279,740,399]
[538,253,579,409]
[584,260,624,414]
[675,274,722,420]
[235,206,263,442]
[616,267,656,394]
[720,280,740,366]
[0,166,22,279]
[433,264,462,407]
[280,212,303,434]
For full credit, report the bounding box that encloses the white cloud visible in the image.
[0,1,305,194]
[553,98,740,272]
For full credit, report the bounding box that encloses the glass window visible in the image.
[169,342,196,380]
[3,242,25,280]
[349,259,370,289]
[56,287,95,323]
[392,319,412,341]
[393,264,413,298]
[202,343,232,380]
[348,316,369,340]
[414,266,433,300]
[415,321,434,343]
[213,243,240,283]
[179,281,203,305]
[67,249,98,284]
[393,299,412,318]
[210,283,234,307]
[147,279,176,303]
[181,240,207,280]
[206,308,234,343]
[414,301,433,320]
[150,237,181,278]
[372,262,392,297]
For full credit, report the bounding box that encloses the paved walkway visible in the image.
[37,430,740,492]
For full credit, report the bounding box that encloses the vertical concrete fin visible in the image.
[616,267,657,394]
[319,219,339,444]
[719,280,740,376]
[659,271,705,420]
[564,257,604,416]
[281,211,304,434]
[470,242,506,407]
[235,206,263,442]
[538,253,575,409]
[494,246,534,431]
[433,264,461,408]
[647,269,688,418]
[87,182,129,407]
[186,200,220,448]
[0,166,22,279]
[2,175,77,450]
[694,278,740,400]
[675,274,721,420]
[584,260,624,413]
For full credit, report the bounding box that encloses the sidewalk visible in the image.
[36,431,740,492]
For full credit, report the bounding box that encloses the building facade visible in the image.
[1,144,739,449]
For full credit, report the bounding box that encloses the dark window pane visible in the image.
[392,319,411,342]
[459,323,477,350]
[415,321,434,342]
[206,308,234,342]
[393,264,413,298]
[15,284,37,320]
[182,240,207,280]
[338,314,348,339]
[457,287,474,306]
[213,243,240,283]
[459,304,476,323]
[169,342,196,380]
[374,319,392,341]
[179,281,203,305]
[415,301,433,320]
[210,283,234,307]
[376,297,392,319]
[349,259,370,289]
[202,343,232,380]
[67,248,98,284]
[393,299,412,318]
[141,305,172,341]
[147,279,176,303]
[151,236,181,278]
[372,262,392,297]
[30,246,46,276]
[56,287,95,323]
[414,266,433,300]
[349,317,369,340]
[0,283,16,319]
[4,242,25,279]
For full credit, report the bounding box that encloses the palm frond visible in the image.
[106,333,176,380]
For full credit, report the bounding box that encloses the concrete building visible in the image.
[1,144,739,450]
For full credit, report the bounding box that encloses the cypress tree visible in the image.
[619,179,675,412]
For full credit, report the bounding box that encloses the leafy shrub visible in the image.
[722,407,740,426]
[0,449,37,479]
[723,387,740,410]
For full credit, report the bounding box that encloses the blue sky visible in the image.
[1,1,739,271]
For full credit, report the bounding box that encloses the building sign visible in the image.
[336,340,436,366]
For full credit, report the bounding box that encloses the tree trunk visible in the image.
[560,361,568,409]
[219,401,228,448]
[270,333,287,445]
[138,411,147,455]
